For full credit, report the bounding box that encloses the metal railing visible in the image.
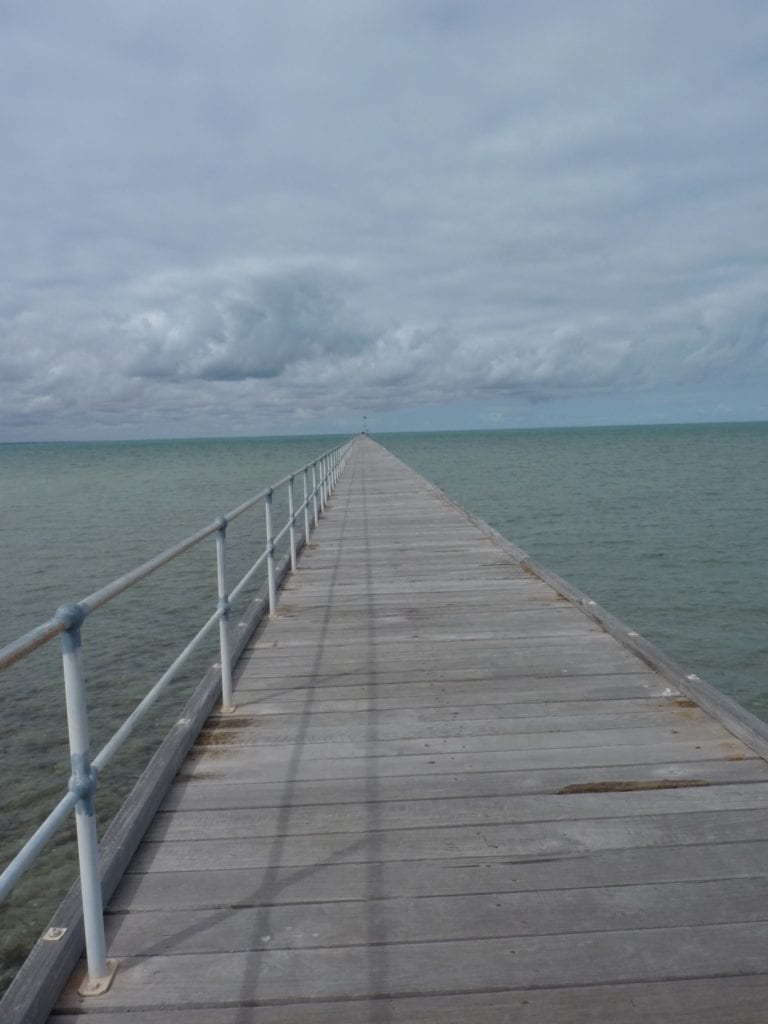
[0,436,355,995]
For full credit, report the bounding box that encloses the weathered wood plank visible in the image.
[147,782,768,841]
[112,839,768,911]
[102,877,768,956]
[231,672,669,703]
[165,758,768,811]
[236,645,646,678]
[178,737,752,784]
[130,806,768,873]
[234,694,673,718]
[233,662,656,690]
[192,709,714,749]
[186,722,732,763]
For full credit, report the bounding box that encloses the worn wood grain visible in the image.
[166,757,768,811]
[112,839,768,910]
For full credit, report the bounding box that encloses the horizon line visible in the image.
[1,416,767,446]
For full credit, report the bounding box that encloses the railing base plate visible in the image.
[77,958,118,997]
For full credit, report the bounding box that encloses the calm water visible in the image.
[1,423,767,992]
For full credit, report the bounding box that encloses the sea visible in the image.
[1,422,767,993]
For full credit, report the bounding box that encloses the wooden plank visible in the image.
[235,694,673,717]
[233,663,656,689]
[178,737,753,785]
[237,645,646,678]
[191,708,715,748]
[112,838,768,911]
[165,758,768,811]
[231,672,669,703]
[146,783,768,841]
[184,722,733,763]
[129,807,768,873]
[101,877,768,956]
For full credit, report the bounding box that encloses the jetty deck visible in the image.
[54,437,768,1021]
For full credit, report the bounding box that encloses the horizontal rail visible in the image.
[0,791,78,903]
[91,605,222,774]
[229,548,270,604]
[0,437,351,672]
[0,434,356,995]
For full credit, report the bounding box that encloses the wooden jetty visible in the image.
[48,436,768,1020]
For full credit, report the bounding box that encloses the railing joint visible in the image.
[55,602,88,634]
[68,760,98,805]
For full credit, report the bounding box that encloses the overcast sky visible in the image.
[1,1,767,440]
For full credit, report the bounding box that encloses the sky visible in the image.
[1,0,767,441]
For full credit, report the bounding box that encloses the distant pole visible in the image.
[363,415,368,435]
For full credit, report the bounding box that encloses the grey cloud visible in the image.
[1,1,768,438]
[126,271,375,382]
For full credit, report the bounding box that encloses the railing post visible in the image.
[215,517,235,712]
[265,489,277,615]
[288,475,297,572]
[311,462,319,527]
[303,467,310,546]
[57,603,117,997]
[321,455,327,510]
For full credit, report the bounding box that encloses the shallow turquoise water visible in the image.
[1,423,767,992]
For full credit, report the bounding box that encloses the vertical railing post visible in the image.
[265,489,277,615]
[321,455,327,510]
[57,603,117,996]
[215,517,235,711]
[288,475,297,572]
[303,466,311,545]
[311,462,319,527]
